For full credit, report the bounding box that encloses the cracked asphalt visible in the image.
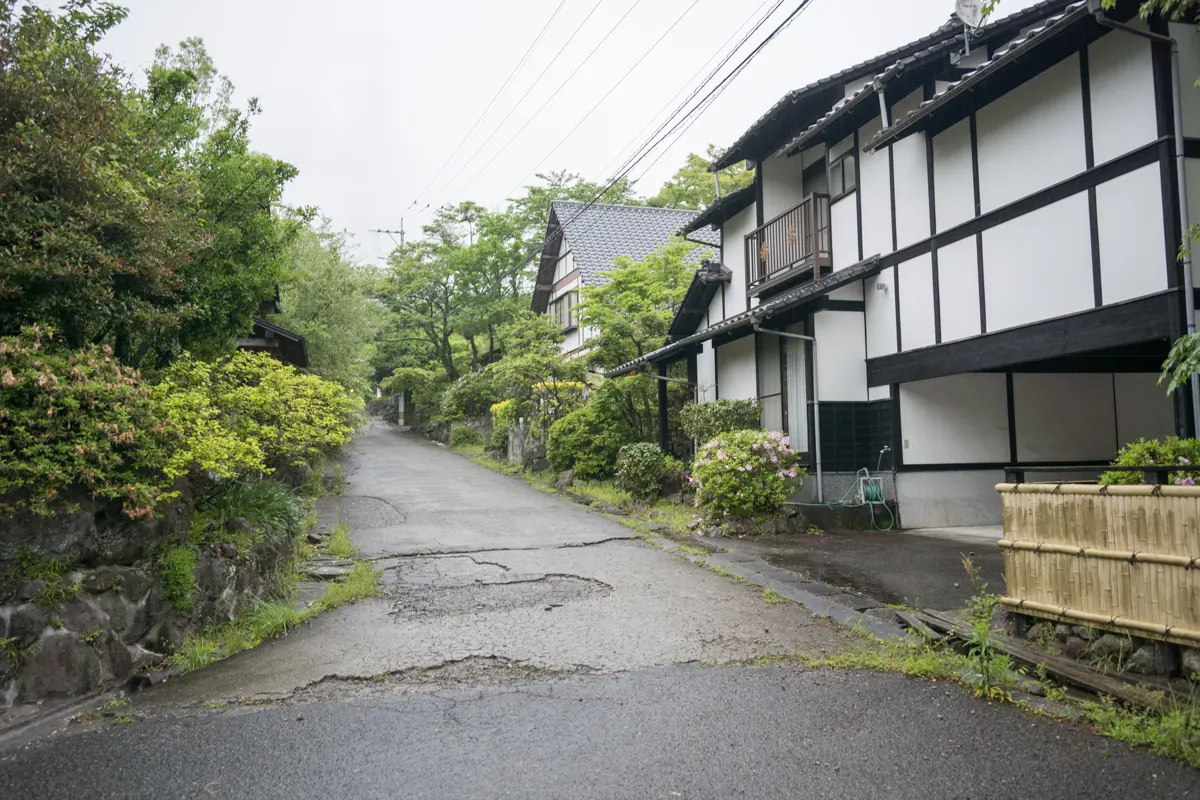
[0,422,1195,797]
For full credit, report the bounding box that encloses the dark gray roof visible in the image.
[866,1,1090,152]
[550,201,719,286]
[680,184,757,235]
[712,0,1076,171]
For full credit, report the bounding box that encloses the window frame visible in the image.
[829,152,857,202]
[553,290,579,332]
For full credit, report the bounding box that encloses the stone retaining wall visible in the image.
[0,482,297,717]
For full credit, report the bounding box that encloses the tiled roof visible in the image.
[774,34,963,159]
[679,184,756,235]
[550,201,718,286]
[712,0,1077,171]
[866,1,1090,152]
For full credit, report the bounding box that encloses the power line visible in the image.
[593,0,789,199]
[425,0,647,210]
[405,0,568,211]
[460,0,706,206]
[518,0,821,283]
[416,0,609,209]
[589,0,778,185]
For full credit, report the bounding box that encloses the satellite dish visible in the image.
[955,0,986,29]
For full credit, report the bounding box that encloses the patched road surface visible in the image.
[0,422,1194,798]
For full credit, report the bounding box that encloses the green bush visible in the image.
[680,399,760,444]
[489,399,519,452]
[192,479,306,547]
[158,546,199,613]
[615,443,667,501]
[0,327,167,518]
[691,429,803,518]
[156,351,359,477]
[547,404,635,480]
[1100,437,1200,485]
[449,424,484,449]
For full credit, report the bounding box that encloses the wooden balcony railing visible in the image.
[745,193,832,297]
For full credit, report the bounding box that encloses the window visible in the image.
[829,153,857,200]
[553,290,579,331]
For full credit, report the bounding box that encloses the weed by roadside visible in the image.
[762,588,789,605]
[324,521,354,559]
[169,562,382,673]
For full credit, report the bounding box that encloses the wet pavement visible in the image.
[0,421,1193,797]
[725,525,1007,611]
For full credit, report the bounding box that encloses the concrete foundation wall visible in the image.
[895,470,1005,528]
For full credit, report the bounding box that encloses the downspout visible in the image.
[1091,3,1200,435]
[753,324,822,503]
[872,77,889,127]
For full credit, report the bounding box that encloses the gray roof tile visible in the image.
[550,201,718,286]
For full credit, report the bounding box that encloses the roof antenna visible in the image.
[954,0,987,57]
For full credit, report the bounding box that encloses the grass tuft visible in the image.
[158,546,198,613]
[169,561,382,673]
[324,521,354,559]
[762,588,789,605]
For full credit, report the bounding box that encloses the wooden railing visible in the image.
[745,193,832,297]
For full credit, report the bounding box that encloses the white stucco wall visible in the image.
[760,153,805,223]
[1089,28,1157,165]
[858,116,893,259]
[934,237,981,342]
[899,373,1009,464]
[864,267,896,358]
[891,89,931,250]
[897,252,936,351]
[981,193,1092,332]
[1095,164,1167,304]
[1012,373,1117,461]
[722,206,756,318]
[715,335,757,401]
[976,53,1086,213]
[696,341,717,403]
[830,194,859,270]
[813,310,867,402]
[932,118,974,234]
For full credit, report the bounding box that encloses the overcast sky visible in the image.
[100,0,1041,263]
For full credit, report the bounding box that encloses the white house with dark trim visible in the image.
[608,0,1200,529]
[532,201,717,357]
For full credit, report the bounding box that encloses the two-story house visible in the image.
[606,0,1199,529]
[531,201,716,356]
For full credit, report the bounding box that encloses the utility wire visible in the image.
[589,0,778,186]
[426,0,646,210]
[451,0,706,205]
[518,0,820,283]
[406,0,568,211]
[417,0,609,209]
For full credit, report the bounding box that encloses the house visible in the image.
[531,201,718,357]
[606,0,1199,529]
[235,317,309,368]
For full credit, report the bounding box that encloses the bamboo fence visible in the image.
[996,482,1200,646]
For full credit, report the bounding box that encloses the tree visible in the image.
[575,238,703,370]
[0,1,206,354]
[0,4,301,364]
[647,145,754,210]
[141,39,302,363]
[275,224,380,394]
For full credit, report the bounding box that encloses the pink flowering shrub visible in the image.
[689,429,804,518]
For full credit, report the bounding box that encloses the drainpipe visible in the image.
[1091,3,1200,435]
[872,77,889,127]
[753,324,822,503]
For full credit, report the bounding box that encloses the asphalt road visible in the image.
[0,423,1193,797]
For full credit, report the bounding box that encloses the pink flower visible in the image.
[1177,476,1195,486]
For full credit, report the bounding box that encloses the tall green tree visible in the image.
[275,224,380,394]
[0,0,205,354]
[647,145,754,210]
[575,238,703,369]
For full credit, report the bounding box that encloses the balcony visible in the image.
[745,193,832,298]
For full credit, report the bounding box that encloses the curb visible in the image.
[650,536,911,642]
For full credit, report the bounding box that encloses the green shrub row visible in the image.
[0,327,360,519]
[680,399,760,444]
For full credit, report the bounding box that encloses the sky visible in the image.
[100,0,1042,264]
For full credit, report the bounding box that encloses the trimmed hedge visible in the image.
[614,443,667,501]
[546,404,634,480]
[680,399,760,444]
